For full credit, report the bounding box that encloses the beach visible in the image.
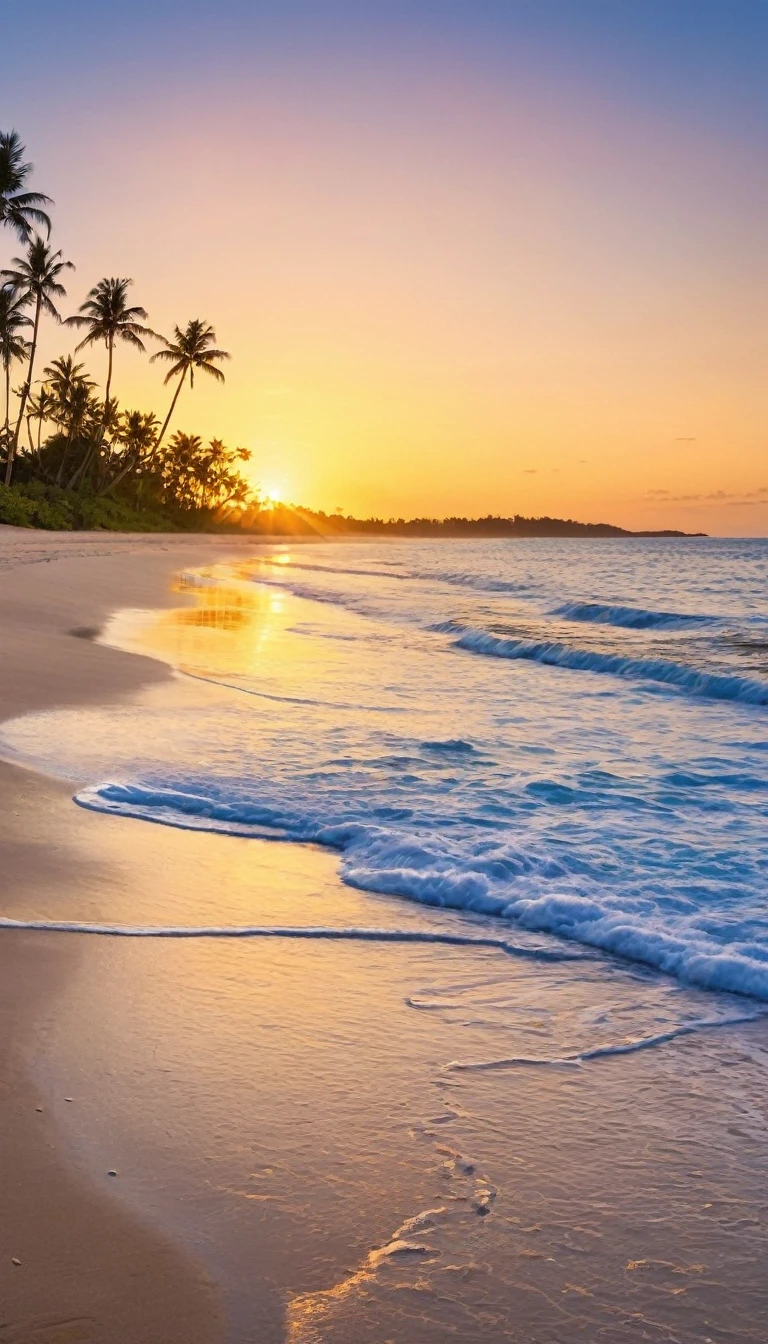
[0,529,266,1343]
[1,529,768,1344]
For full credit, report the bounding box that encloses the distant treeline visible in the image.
[252,506,704,539]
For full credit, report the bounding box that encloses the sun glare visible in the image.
[266,487,282,505]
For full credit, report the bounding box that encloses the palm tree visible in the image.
[44,354,93,405]
[1,237,73,484]
[26,383,56,456]
[117,409,160,464]
[64,277,156,488]
[0,283,31,437]
[150,319,229,450]
[0,131,52,243]
[101,409,160,497]
[42,356,97,486]
[65,277,155,411]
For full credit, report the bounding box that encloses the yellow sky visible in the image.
[8,61,768,535]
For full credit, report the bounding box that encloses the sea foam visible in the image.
[74,780,768,1001]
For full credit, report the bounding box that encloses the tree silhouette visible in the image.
[150,319,229,450]
[0,131,52,243]
[1,237,73,484]
[0,283,31,438]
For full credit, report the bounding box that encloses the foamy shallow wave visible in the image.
[453,629,768,704]
[444,1011,766,1070]
[75,781,768,1000]
[0,917,581,959]
[552,600,716,630]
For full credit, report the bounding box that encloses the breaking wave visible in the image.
[74,780,768,1000]
[453,629,768,704]
[552,600,716,630]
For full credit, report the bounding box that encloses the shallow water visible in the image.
[3,537,768,1341]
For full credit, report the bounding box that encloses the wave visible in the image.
[181,669,406,715]
[75,782,768,1000]
[444,1011,765,1070]
[0,917,585,961]
[248,573,379,616]
[261,558,411,583]
[411,568,533,596]
[453,629,768,705]
[552,600,716,630]
[261,557,534,598]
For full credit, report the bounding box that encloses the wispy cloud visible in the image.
[645,485,768,506]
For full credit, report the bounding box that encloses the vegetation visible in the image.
[249,505,701,539]
[0,128,253,526]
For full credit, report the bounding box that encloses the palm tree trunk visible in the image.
[99,451,139,497]
[3,363,10,434]
[104,336,114,410]
[154,366,188,454]
[70,337,115,493]
[6,293,41,487]
[57,426,77,487]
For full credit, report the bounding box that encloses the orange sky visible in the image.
[3,11,767,534]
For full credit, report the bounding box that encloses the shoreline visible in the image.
[0,531,284,1344]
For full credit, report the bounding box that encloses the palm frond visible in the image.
[162,361,187,384]
[198,362,227,382]
[150,347,183,364]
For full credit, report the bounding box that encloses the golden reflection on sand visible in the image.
[109,561,290,680]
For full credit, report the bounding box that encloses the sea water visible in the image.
[4,536,766,998]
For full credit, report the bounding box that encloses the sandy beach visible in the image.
[0,529,263,1344]
[2,528,768,1344]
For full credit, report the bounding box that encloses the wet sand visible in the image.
[0,529,269,1344]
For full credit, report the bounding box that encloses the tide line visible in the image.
[444,1011,765,1071]
[0,917,587,960]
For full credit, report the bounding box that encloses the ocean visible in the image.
[5,536,767,998]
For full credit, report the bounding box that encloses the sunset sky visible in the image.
[2,1,767,534]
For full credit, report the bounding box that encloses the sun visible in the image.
[265,487,282,505]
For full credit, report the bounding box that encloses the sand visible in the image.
[0,528,270,1344]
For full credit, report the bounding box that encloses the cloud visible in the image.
[644,485,768,506]
[523,469,538,474]
[674,436,697,442]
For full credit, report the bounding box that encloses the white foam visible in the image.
[0,917,583,960]
[444,1011,765,1069]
